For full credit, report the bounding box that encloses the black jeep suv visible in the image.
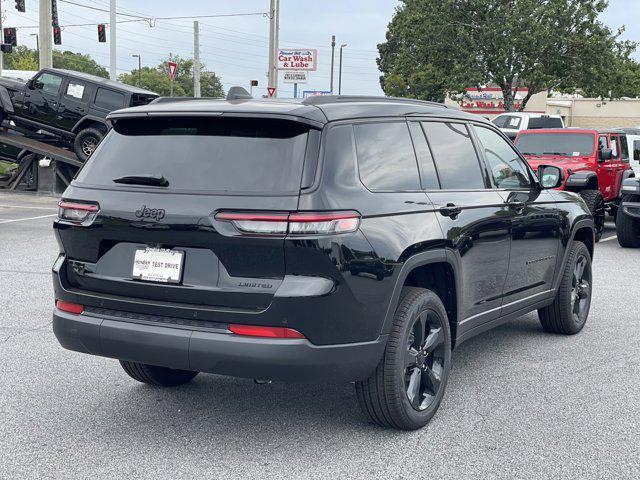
[0,68,157,161]
[52,94,595,430]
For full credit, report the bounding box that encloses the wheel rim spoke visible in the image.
[423,327,443,353]
[405,347,419,369]
[406,367,421,408]
[423,364,441,395]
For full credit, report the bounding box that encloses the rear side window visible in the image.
[422,122,486,189]
[528,116,563,129]
[94,88,125,110]
[491,115,508,128]
[620,136,629,161]
[65,81,86,100]
[75,117,310,194]
[353,122,420,191]
[408,122,439,189]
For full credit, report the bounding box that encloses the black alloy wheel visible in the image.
[404,309,446,411]
[570,253,591,326]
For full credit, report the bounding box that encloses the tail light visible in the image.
[55,300,84,314]
[229,324,305,339]
[58,201,100,224]
[215,211,360,236]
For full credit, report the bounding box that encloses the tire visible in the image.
[73,127,104,162]
[119,360,198,387]
[355,287,451,430]
[538,241,592,335]
[616,194,640,248]
[578,190,605,242]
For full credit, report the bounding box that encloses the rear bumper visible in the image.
[53,308,386,382]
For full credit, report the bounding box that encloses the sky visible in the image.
[3,0,639,97]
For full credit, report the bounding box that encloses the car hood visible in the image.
[0,76,27,91]
[523,155,592,172]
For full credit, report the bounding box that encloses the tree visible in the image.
[3,46,38,71]
[3,47,109,77]
[378,0,637,110]
[119,56,224,97]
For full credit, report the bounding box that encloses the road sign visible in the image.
[267,87,276,97]
[283,71,308,84]
[167,61,178,79]
[302,90,331,98]
[277,49,318,71]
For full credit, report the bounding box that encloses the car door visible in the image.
[416,120,512,328]
[471,124,561,315]
[22,71,64,127]
[609,134,627,197]
[597,134,617,201]
[56,78,89,131]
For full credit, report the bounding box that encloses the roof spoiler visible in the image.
[226,86,252,101]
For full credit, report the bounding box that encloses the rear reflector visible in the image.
[58,201,100,224]
[55,300,84,315]
[229,324,305,339]
[215,211,360,235]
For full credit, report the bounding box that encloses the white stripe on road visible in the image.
[0,214,57,224]
[0,204,58,210]
[600,235,618,242]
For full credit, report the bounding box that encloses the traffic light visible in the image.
[3,28,17,47]
[250,80,259,87]
[97,24,106,43]
[14,0,25,12]
[51,0,59,27]
[53,26,62,45]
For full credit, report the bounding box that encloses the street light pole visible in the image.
[329,35,336,93]
[339,43,347,95]
[131,54,141,87]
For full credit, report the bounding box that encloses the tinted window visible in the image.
[422,122,485,189]
[94,88,125,110]
[528,116,563,129]
[408,122,439,189]
[492,115,508,128]
[516,133,595,156]
[36,73,62,95]
[75,117,309,194]
[620,136,629,161]
[474,126,531,189]
[353,122,420,191]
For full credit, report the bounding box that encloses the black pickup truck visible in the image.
[0,68,157,161]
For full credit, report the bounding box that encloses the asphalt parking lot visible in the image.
[1,192,638,480]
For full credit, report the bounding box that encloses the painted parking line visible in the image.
[0,214,57,224]
[0,204,58,211]
[600,235,618,242]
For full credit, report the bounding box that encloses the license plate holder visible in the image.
[132,247,184,284]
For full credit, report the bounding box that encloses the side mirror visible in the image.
[26,78,35,89]
[599,148,612,162]
[538,165,563,189]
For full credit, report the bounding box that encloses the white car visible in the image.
[618,128,640,174]
[492,112,564,140]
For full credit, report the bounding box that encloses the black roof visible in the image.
[41,68,158,96]
[107,94,485,125]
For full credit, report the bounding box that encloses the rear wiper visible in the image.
[113,174,169,187]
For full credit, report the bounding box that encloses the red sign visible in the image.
[167,61,178,80]
[267,87,276,98]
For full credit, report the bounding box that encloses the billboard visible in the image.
[302,90,331,98]
[283,71,309,83]
[277,49,318,71]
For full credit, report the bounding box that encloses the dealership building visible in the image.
[446,86,640,129]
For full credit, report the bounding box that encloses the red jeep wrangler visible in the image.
[515,128,635,240]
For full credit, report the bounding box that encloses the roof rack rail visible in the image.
[301,95,448,108]
[149,96,223,104]
[226,86,253,101]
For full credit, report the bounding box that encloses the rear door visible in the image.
[418,120,511,327]
[472,124,561,314]
[57,116,314,312]
[56,78,89,131]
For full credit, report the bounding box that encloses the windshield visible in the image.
[75,117,310,194]
[515,133,595,157]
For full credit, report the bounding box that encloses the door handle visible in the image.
[505,200,525,212]
[439,203,462,218]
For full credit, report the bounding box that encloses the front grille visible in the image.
[83,306,228,332]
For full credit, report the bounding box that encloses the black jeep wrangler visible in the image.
[52,94,595,430]
[0,68,157,161]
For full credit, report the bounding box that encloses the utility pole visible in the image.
[267,0,279,97]
[0,1,3,77]
[109,0,117,80]
[38,0,53,68]
[329,35,336,94]
[193,21,201,97]
[338,44,347,95]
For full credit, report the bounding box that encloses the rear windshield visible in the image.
[515,133,595,157]
[75,117,310,194]
[528,117,563,129]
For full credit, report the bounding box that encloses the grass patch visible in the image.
[0,160,18,175]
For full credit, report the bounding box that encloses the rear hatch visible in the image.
[56,115,317,311]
